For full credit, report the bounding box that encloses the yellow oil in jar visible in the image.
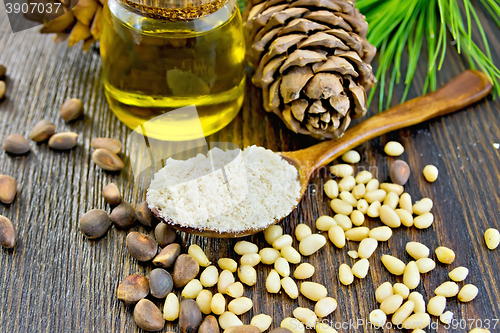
[100,0,246,141]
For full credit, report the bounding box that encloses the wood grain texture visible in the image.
[1,5,500,333]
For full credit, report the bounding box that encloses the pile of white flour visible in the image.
[147,145,301,232]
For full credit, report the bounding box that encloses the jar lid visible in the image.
[121,0,227,21]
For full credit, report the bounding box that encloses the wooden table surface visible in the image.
[1,5,500,333]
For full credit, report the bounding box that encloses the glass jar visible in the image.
[100,0,246,141]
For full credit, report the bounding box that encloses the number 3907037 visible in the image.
[443,318,499,330]
[5,2,62,14]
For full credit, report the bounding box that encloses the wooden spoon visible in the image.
[151,70,492,238]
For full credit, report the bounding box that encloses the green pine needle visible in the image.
[356,0,500,111]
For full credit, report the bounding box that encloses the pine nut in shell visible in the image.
[93,148,123,171]
[110,201,135,228]
[402,313,431,330]
[381,255,405,275]
[328,225,345,248]
[238,265,257,286]
[295,224,311,241]
[251,314,272,332]
[219,312,243,330]
[281,277,299,299]
[299,234,326,256]
[293,307,317,328]
[395,209,413,227]
[399,193,413,213]
[281,246,301,264]
[393,283,410,299]
[102,183,122,205]
[90,137,122,154]
[275,257,290,277]
[413,213,434,229]
[196,290,213,315]
[339,191,357,206]
[272,235,293,250]
[379,183,404,196]
[30,119,56,142]
[79,209,111,239]
[368,226,392,241]
[182,279,203,299]
[0,175,16,204]
[0,215,16,249]
[384,141,404,156]
[240,252,261,266]
[3,134,31,154]
[300,282,327,301]
[199,315,219,333]
[136,201,156,227]
[409,292,426,313]
[234,241,258,255]
[427,295,446,316]
[435,281,459,297]
[379,205,401,228]
[369,309,386,327]
[392,300,415,325]
[380,294,404,315]
[339,264,354,285]
[116,274,149,306]
[458,284,479,302]
[403,261,420,290]
[189,244,211,267]
[0,81,4,99]
[225,326,260,333]
[383,192,400,209]
[449,266,469,282]
[281,318,304,333]
[228,297,253,315]
[375,282,393,303]
[416,258,435,273]
[316,216,336,231]
[149,268,173,298]
[358,238,377,259]
[484,228,500,250]
[338,176,355,192]
[331,199,353,215]
[134,299,165,332]
[60,98,83,121]
[218,270,235,293]
[126,232,158,262]
[49,132,79,150]
[345,227,369,241]
[226,282,244,298]
[341,150,360,163]
[406,242,430,259]
[0,64,5,77]
[350,210,365,226]
[390,160,411,185]
[423,165,438,182]
[200,266,219,287]
[164,293,180,320]
[435,246,455,264]
[218,258,237,272]
[294,263,315,279]
[329,164,353,178]
[412,198,433,215]
[355,170,373,184]
[324,180,339,199]
[351,258,369,278]
[211,293,226,315]
[266,269,281,293]
[315,297,337,317]
[259,248,280,265]
[153,243,181,268]
[264,225,282,245]
[366,201,381,218]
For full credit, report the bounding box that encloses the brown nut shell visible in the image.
[48,132,78,150]
[30,119,56,142]
[60,98,83,121]
[79,209,111,239]
[133,299,165,331]
[136,201,157,227]
[110,201,135,228]
[149,268,173,298]
[117,274,149,306]
[173,254,199,288]
[179,299,202,333]
[0,81,5,99]
[102,183,122,205]
[126,231,158,262]
[153,243,181,268]
[92,148,124,171]
[155,222,176,247]
[3,134,31,155]
[225,326,261,333]
[0,64,6,77]
[199,315,219,333]
[390,160,411,185]
[91,137,122,154]
[0,215,16,248]
[0,174,17,204]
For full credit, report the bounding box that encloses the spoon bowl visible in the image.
[151,70,492,238]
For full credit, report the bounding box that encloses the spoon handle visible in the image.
[292,70,493,173]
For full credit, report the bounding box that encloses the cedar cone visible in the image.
[245,0,376,140]
[24,0,104,51]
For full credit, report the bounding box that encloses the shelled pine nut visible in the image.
[218,312,243,330]
[200,266,219,287]
[355,170,373,184]
[182,279,203,299]
[375,282,394,303]
[338,176,356,192]
[449,267,469,282]
[365,179,380,192]
[416,258,436,273]
[188,244,212,267]
[423,165,439,182]
[328,225,346,248]
[427,295,446,316]
[357,199,369,214]
[369,309,387,328]
[196,290,212,315]
[211,293,226,315]
[281,317,305,333]
[352,184,366,200]
[399,193,413,214]
[369,226,392,241]
[299,234,326,256]
[293,307,318,327]
[381,255,406,275]
[315,322,338,333]
[345,227,370,242]
[392,300,415,325]
[484,228,500,250]
[380,294,404,315]
[164,293,180,321]
[358,238,378,259]
[275,257,290,277]
[384,141,404,156]
[238,265,257,286]
[333,214,352,231]
[365,190,387,203]
[266,269,281,293]
[379,205,401,228]
[402,313,431,329]
[294,263,315,280]
[295,224,312,241]
[264,225,283,245]
[331,199,353,216]
[395,209,414,227]
[240,253,261,267]
[339,191,357,206]
[350,210,365,226]
[406,242,430,260]
[218,258,237,272]
[458,284,479,302]
[329,164,354,178]
[413,198,433,215]
[281,277,299,299]
[435,281,460,297]
[272,235,293,250]
[281,246,301,264]
[403,261,420,290]
[315,297,337,318]
[409,292,426,313]
[393,283,410,299]
[435,246,455,264]
[383,192,400,209]
[324,180,339,199]
[379,183,404,196]
[413,213,434,229]
[300,282,328,301]
[339,264,354,285]
[218,270,235,294]
[440,311,454,324]
[250,314,272,332]
[367,201,381,218]
[316,216,337,231]
[226,282,244,298]
[348,251,358,259]
[228,297,253,315]
[342,150,360,164]
[234,241,259,255]
[259,248,281,265]
[351,258,370,278]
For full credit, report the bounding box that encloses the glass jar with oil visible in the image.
[100,0,246,141]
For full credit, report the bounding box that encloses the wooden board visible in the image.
[0,6,499,333]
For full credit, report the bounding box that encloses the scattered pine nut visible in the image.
[435,281,460,297]
[338,176,356,192]
[427,295,446,316]
[196,290,212,314]
[412,198,433,215]
[379,205,401,228]
[348,250,359,259]
[293,263,315,280]
[218,258,238,272]
[369,309,387,327]
[281,246,301,264]
[365,189,387,203]
[392,300,415,325]
[266,269,281,293]
[251,314,272,332]
[416,258,436,273]
[413,213,434,229]
[403,261,420,289]
[393,283,410,299]
[163,293,180,321]
[342,150,361,164]
[275,257,290,277]
[188,244,212,267]
[350,210,365,226]
[328,225,346,248]
[357,199,369,214]
[369,226,393,241]
[381,255,406,275]
[238,265,257,286]
[264,225,283,245]
[395,209,414,227]
[402,313,431,330]
[440,311,454,324]
[272,235,293,250]
[211,293,226,315]
[259,248,281,265]
[300,282,328,301]
[315,297,337,317]
[315,322,338,333]
[406,242,430,260]
[340,191,358,206]
[228,297,253,315]
[182,279,203,299]
[399,193,413,214]
[345,227,370,242]
[435,246,456,264]
[218,312,243,330]
[281,317,305,333]
[316,216,336,231]
[366,201,381,218]
[355,170,373,184]
[324,180,339,199]
[408,292,426,313]
[200,266,219,287]
[375,282,394,303]
[226,282,244,298]
[218,270,235,294]
[365,179,380,192]
[351,258,370,278]
[449,267,469,282]
[423,165,438,182]
[358,238,378,259]
[383,192,400,209]
[458,284,479,302]
[384,141,405,156]
[281,277,299,299]
[333,214,352,231]
[299,234,326,256]
[339,264,354,285]
[293,307,318,327]
[379,183,404,196]
[240,253,261,267]
[295,224,312,241]
[380,294,404,315]
[484,228,500,250]
[330,164,354,178]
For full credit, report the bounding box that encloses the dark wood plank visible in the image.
[1,5,500,333]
